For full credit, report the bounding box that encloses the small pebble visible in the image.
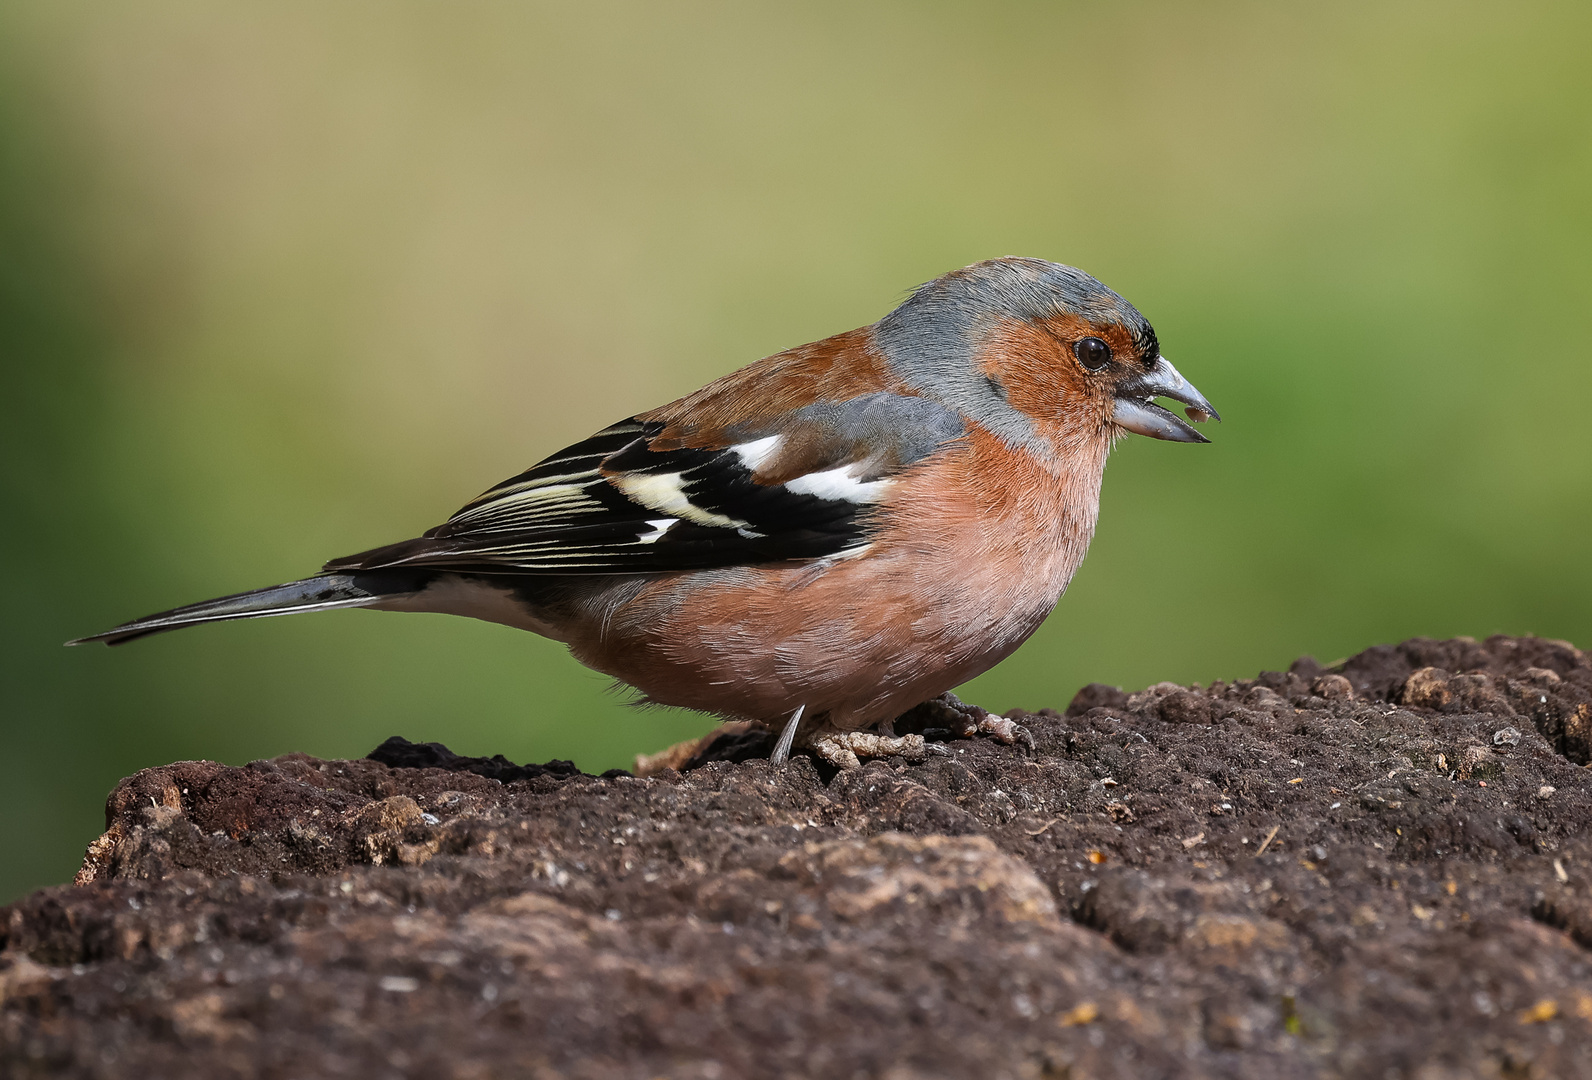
[1493,727,1522,748]
[1311,674,1354,700]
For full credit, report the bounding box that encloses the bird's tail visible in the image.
[67,571,429,646]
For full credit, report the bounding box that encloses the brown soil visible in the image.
[5,635,1592,1079]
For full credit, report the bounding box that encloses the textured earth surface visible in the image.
[4,635,1592,1079]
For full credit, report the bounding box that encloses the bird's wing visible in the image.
[322,392,965,575]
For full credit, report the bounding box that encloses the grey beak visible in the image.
[1112,355,1221,443]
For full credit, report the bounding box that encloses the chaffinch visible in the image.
[75,257,1218,768]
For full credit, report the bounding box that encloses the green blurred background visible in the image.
[3,1,1589,903]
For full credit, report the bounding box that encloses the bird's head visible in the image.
[875,257,1219,460]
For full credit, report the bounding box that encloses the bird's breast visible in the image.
[561,424,1110,724]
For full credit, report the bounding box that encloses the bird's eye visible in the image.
[1074,337,1112,371]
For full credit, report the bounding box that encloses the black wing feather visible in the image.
[324,394,964,576]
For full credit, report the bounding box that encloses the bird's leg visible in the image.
[895,692,1035,751]
[769,704,805,767]
[774,707,956,771]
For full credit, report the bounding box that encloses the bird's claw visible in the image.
[798,695,1031,771]
[976,714,1036,751]
[898,692,1033,751]
[810,732,930,771]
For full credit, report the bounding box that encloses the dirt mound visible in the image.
[5,635,1592,1078]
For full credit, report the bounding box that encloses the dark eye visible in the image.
[1074,336,1112,371]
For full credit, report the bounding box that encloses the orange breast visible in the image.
[562,424,1109,732]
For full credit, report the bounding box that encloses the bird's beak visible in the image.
[1111,355,1221,443]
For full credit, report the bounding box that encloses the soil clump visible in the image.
[5,634,1592,1079]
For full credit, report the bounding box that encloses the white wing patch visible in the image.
[636,518,679,544]
[730,434,782,472]
[612,471,751,529]
[781,465,893,504]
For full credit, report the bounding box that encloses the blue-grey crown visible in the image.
[873,258,1157,452]
[878,257,1154,355]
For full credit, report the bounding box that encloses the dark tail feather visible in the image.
[67,571,430,646]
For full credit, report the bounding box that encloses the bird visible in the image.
[73,257,1219,769]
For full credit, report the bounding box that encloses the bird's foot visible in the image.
[808,731,951,771]
[895,692,1035,752]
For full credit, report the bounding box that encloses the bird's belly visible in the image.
[570,539,1078,729]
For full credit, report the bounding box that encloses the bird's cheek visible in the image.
[1017,386,1114,439]
[980,360,1075,423]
